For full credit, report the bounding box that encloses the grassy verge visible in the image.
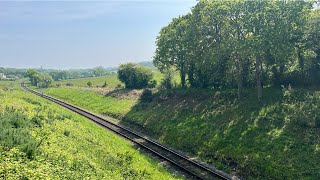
[37,84,320,179]
[0,82,181,179]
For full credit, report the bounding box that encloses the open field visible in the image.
[56,74,122,88]
[53,70,180,88]
[0,82,181,179]
[37,83,320,179]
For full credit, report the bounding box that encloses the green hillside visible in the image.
[37,85,320,179]
[0,82,181,179]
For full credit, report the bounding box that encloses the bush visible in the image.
[160,69,174,90]
[102,81,108,88]
[87,81,92,87]
[56,83,61,87]
[66,82,74,87]
[140,89,153,102]
[115,84,122,89]
[118,63,153,89]
[148,80,157,88]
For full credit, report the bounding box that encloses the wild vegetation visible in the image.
[0,81,181,179]
[118,63,155,89]
[26,69,53,88]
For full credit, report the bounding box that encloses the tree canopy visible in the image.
[117,63,153,89]
[154,0,319,100]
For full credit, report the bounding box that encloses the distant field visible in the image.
[0,81,181,179]
[56,74,122,88]
[0,80,16,90]
[54,70,179,88]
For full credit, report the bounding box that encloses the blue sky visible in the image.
[0,1,196,69]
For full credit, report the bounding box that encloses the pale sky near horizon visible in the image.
[0,0,196,69]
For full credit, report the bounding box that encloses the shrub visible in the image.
[115,84,122,89]
[140,89,153,102]
[66,82,74,87]
[102,81,108,88]
[87,81,93,87]
[56,83,61,87]
[118,63,153,89]
[148,80,157,88]
[160,69,174,90]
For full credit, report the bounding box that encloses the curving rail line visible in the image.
[21,83,232,180]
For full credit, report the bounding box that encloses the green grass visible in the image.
[39,87,135,119]
[56,74,122,88]
[53,70,180,88]
[38,83,320,179]
[0,80,14,89]
[0,83,181,179]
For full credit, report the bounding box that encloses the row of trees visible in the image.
[48,66,112,81]
[0,67,26,79]
[26,70,53,88]
[154,0,320,100]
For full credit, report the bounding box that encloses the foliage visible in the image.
[154,0,319,100]
[65,82,74,87]
[118,63,154,89]
[26,69,53,88]
[102,81,108,88]
[160,69,174,90]
[87,81,92,87]
[140,89,153,102]
[0,67,25,78]
[48,67,111,81]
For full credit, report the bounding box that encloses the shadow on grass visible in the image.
[119,87,320,179]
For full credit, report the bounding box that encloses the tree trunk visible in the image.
[188,63,195,88]
[255,55,263,101]
[297,47,304,76]
[180,68,186,88]
[236,55,243,99]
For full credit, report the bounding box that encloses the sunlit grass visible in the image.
[0,82,181,179]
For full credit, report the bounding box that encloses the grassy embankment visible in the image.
[36,75,320,179]
[0,81,181,179]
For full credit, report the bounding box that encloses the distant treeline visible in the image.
[0,67,26,79]
[46,66,116,81]
[154,0,320,100]
[0,66,117,81]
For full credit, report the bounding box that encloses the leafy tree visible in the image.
[154,14,192,88]
[153,0,315,101]
[93,66,107,77]
[87,81,92,87]
[26,69,52,88]
[117,63,153,89]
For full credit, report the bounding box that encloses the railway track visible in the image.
[21,83,232,180]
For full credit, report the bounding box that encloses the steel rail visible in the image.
[21,83,232,180]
